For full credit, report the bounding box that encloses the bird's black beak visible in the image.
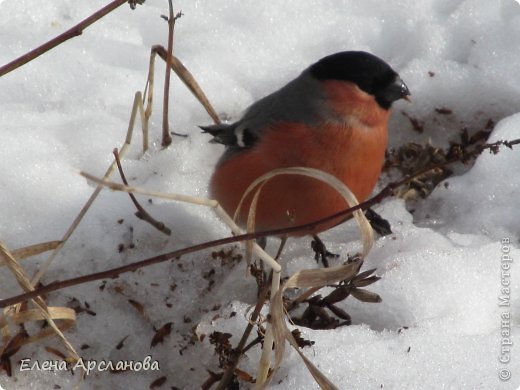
[400,78,411,102]
[375,75,410,109]
[388,76,410,102]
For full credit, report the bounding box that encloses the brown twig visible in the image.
[0,0,140,77]
[113,149,171,235]
[1,138,518,308]
[201,370,224,390]
[161,2,183,147]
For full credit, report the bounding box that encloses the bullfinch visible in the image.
[202,51,409,251]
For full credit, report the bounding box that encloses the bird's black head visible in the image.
[309,51,410,110]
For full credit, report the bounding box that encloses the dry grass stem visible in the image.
[0,241,61,265]
[237,167,374,388]
[0,241,81,378]
[153,46,221,124]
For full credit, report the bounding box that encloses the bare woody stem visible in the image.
[0,0,134,77]
[0,186,379,308]
[0,139,518,308]
[113,149,171,235]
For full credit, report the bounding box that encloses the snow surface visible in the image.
[1,0,520,389]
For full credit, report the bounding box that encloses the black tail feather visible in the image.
[200,123,238,146]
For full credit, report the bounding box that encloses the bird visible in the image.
[202,51,410,261]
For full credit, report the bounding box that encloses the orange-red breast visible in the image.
[203,51,410,237]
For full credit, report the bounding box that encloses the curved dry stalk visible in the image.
[234,167,374,263]
[268,259,364,389]
[236,167,373,388]
[245,180,269,266]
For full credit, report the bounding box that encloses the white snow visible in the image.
[1,0,520,389]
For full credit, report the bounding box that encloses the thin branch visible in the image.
[0,232,257,308]
[0,138,518,308]
[0,0,137,77]
[113,149,171,235]
[161,3,183,146]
